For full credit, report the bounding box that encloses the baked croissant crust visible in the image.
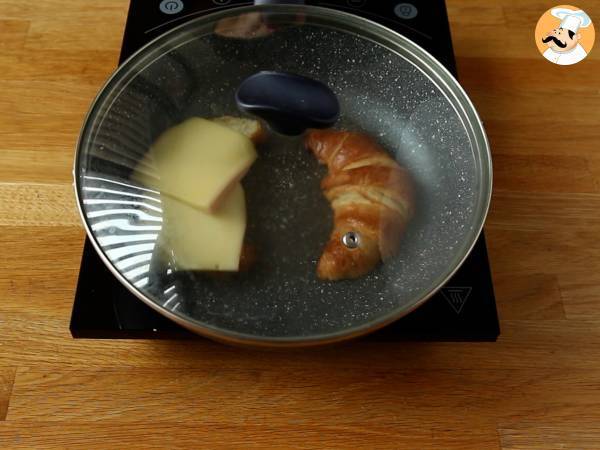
[305,130,415,280]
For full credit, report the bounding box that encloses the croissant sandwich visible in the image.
[305,130,415,281]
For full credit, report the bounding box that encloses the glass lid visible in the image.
[75,5,491,344]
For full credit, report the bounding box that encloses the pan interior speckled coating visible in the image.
[74,5,492,345]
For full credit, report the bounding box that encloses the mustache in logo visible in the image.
[542,35,567,48]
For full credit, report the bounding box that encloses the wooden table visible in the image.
[1,0,600,448]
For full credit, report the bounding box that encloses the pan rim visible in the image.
[73,4,493,347]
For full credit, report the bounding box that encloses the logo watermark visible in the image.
[535,5,595,65]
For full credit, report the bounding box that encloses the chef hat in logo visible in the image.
[551,7,592,33]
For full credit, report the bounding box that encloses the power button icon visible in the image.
[159,0,184,15]
[394,3,418,20]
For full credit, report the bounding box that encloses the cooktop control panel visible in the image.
[122,0,456,74]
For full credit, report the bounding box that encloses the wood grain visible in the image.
[494,273,565,320]
[0,0,599,448]
[0,370,16,421]
[492,154,597,193]
[7,367,600,424]
[0,184,80,226]
[499,420,600,450]
[0,423,501,450]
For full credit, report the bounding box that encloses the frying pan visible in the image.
[74,4,492,347]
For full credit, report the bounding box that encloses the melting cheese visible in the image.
[133,117,257,211]
[160,184,246,271]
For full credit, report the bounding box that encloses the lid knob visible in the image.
[236,71,340,136]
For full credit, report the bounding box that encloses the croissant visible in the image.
[305,130,415,281]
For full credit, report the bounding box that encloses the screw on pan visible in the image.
[342,231,361,249]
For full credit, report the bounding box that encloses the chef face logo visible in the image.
[535,5,595,65]
[542,27,580,51]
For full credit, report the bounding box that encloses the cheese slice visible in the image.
[133,117,257,211]
[160,183,246,271]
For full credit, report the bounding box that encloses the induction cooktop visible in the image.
[71,0,499,341]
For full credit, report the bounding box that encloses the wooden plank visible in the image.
[499,419,600,450]
[448,0,600,60]
[0,81,100,179]
[494,273,565,320]
[488,191,600,232]
[480,119,600,157]
[559,271,600,319]
[0,422,500,450]
[25,17,126,51]
[0,20,29,52]
[0,0,128,19]
[0,150,74,183]
[450,27,543,60]
[0,184,80,226]
[0,48,118,84]
[492,154,597,194]
[447,4,505,27]
[6,367,600,425]
[585,157,600,193]
[487,228,600,275]
[0,80,98,127]
[457,58,600,92]
[501,0,599,30]
[0,226,83,316]
[468,88,600,123]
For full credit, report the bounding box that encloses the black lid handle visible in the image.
[236,71,340,136]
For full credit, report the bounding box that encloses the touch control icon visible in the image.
[159,0,184,15]
[394,3,418,20]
